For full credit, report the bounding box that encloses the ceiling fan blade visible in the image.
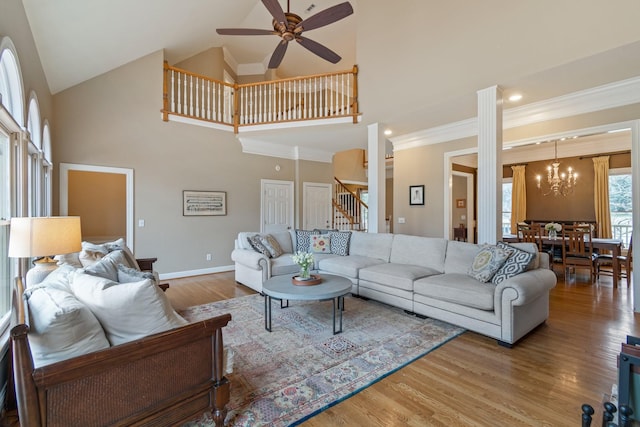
[216,28,276,36]
[268,40,289,69]
[296,2,353,32]
[262,0,286,25]
[296,36,341,64]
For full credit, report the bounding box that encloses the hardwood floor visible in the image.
[164,269,639,426]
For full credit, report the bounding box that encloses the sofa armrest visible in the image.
[495,268,557,307]
[231,248,270,273]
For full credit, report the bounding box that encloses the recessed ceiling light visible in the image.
[384,129,392,136]
[508,94,523,102]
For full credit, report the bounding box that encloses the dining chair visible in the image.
[518,224,555,270]
[562,226,598,282]
[596,236,633,286]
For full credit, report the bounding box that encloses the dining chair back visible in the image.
[596,236,633,286]
[562,225,598,282]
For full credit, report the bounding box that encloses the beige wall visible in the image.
[333,149,367,183]
[173,47,228,81]
[68,170,126,241]
[51,50,331,274]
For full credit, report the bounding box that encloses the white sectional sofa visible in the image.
[231,230,557,346]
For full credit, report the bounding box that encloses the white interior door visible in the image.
[303,182,332,230]
[261,179,294,233]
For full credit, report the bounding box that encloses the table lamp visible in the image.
[8,216,82,287]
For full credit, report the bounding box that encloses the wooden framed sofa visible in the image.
[9,254,231,426]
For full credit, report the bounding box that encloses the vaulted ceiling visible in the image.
[21,1,640,154]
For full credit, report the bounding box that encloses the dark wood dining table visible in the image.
[503,234,624,284]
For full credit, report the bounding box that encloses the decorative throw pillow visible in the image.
[310,235,331,253]
[117,263,156,284]
[78,242,109,267]
[295,230,319,252]
[33,264,76,292]
[83,250,132,282]
[247,234,271,257]
[491,242,536,284]
[468,245,511,283]
[70,272,187,346]
[24,285,110,367]
[259,234,284,258]
[328,231,351,256]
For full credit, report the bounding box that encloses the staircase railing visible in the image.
[162,62,359,133]
[333,177,368,232]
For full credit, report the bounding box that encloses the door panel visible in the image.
[261,180,294,233]
[303,183,332,230]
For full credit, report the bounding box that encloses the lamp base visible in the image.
[26,257,58,287]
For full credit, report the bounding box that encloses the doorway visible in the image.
[59,163,134,249]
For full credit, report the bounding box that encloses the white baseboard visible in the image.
[158,265,235,280]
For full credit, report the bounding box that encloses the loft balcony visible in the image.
[162,61,361,133]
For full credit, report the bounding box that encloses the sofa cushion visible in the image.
[272,231,294,254]
[444,240,480,274]
[24,285,110,367]
[390,234,447,272]
[467,245,510,283]
[78,239,139,270]
[491,242,536,285]
[247,234,271,257]
[359,263,439,291]
[500,241,540,270]
[36,264,76,292]
[270,254,300,276]
[349,232,394,261]
[310,234,331,253]
[70,272,187,346]
[318,255,385,279]
[260,234,284,258]
[295,230,319,252]
[328,231,351,256]
[414,273,495,310]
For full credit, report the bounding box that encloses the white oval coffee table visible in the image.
[262,273,352,335]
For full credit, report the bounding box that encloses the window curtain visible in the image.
[510,165,527,234]
[592,156,612,239]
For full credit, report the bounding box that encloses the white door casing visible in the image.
[303,182,332,230]
[261,179,294,233]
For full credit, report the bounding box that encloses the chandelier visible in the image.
[535,140,578,197]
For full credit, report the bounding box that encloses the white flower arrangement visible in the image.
[545,222,562,232]
[291,251,314,277]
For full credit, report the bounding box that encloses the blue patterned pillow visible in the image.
[468,245,510,283]
[295,230,319,252]
[328,231,351,256]
[491,242,536,284]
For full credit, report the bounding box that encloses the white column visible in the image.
[367,123,386,233]
[630,119,640,312]
[477,86,503,244]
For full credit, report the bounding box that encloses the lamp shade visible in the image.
[8,216,82,258]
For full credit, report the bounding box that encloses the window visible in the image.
[0,39,25,127]
[502,180,513,235]
[0,131,11,318]
[609,168,632,248]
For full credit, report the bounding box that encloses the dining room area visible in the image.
[452,129,634,287]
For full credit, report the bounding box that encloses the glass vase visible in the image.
[548,229,557,239]
[299,265,311,279]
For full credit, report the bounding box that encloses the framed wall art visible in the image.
[409,185,424,206]
[183,190,227,216]
[456,198,466,208]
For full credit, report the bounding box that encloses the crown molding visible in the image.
[392,75,640,151]
[239,137,334,163]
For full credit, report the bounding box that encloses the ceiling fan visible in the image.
[216,0,354,69]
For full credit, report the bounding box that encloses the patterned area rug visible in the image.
[180,293,464,427]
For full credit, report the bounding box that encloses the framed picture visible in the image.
[183,190,226,216]
[456,198,466,208]
[409,185,424,206]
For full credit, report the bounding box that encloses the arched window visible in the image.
[27,94,42,148]
[42,122,52,216]
[26,93,42,215]
[0,37,25,127]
